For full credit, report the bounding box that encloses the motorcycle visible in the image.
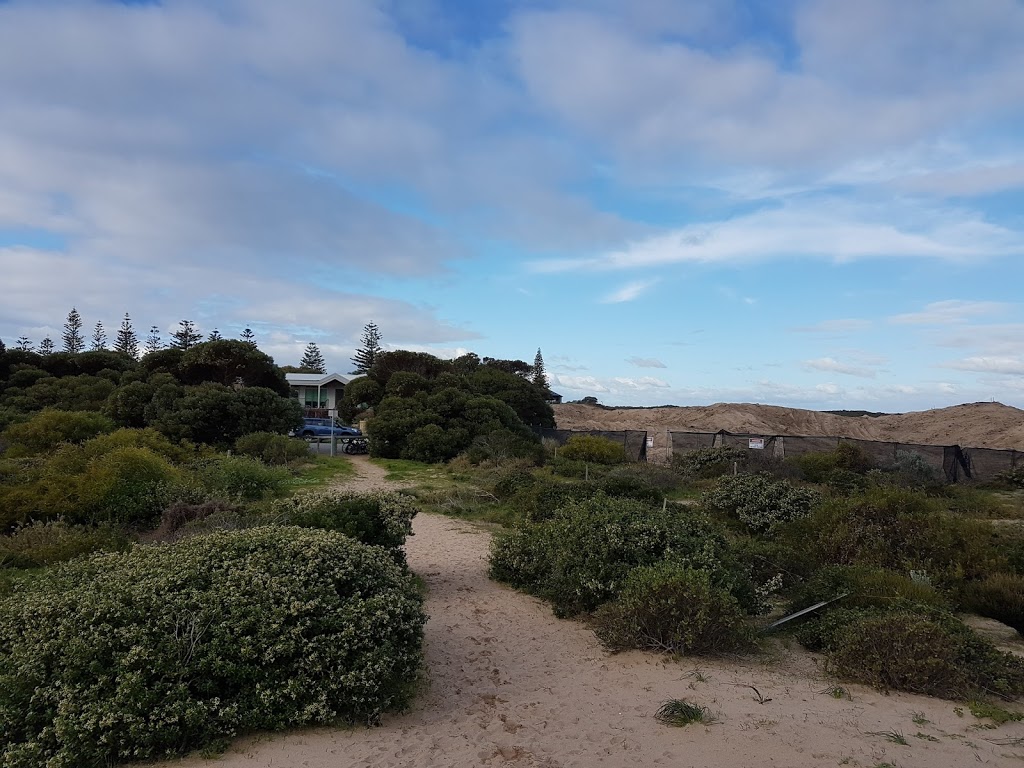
[343,437,369,455]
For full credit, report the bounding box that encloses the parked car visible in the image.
[292,418,362,440]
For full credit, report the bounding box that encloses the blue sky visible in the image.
[2,0,1023,411]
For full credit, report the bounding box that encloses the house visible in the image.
[545,390,563,404]
[285,372,362,417]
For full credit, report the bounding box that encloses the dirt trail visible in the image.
[329,454,408,493]
[172,500,1024,767]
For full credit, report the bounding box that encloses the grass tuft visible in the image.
[654,699,718,727]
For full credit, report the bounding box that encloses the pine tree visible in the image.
[171,320,203,350]
[240,327,256,346]
[113,313,139,359]
[38,337,55,355]
[62,307,85,354]
[0,337,5,353]
[15,336,32,352]
[90,321,107,351]
[532,348,549,391]
[207,329,223,341]
[145,326,163,354]
[300,342,327,374]
[350,322,382,374]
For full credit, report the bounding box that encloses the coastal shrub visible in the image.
[784,487,998,582]
[464,429,545,466]
[74,446,182,526]
[558,435,628,465]
[960,573,1024,635]
[489,493,753,617]
[490,464,538,500]
[790,565,948,614]
[592,562,757,656]
[1,409,114,457]
[702,473,821,534]
[0,520,130,569]
[192,455,290,501]
[819,609,1024,699]
[671,447,745,479]
[0,526,425,767]
[270,490,417,556]
[603,463,683,493]
[791,443,875,483]
[234,432,309,465]
[152,500,247,542]
[885,450,943,490]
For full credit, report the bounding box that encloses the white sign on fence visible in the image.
[748,438,765,450]
[646,436,654,448]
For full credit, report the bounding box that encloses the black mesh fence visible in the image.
[668,429,1011,483]
[963,447,1020,480]
[534,428,649,462]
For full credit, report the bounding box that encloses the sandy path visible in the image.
[170,505,1024,768]
[330,454,407,493]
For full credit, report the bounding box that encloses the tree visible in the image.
[90,321,107,351]
[62,308,85,354]
[145,326,163,354]
[38,337,56,355]
[113,313,139,359]
[15,336,33,352]
[240,327,256,346]
[207,329,223,341]
[170,320,202,351]
[351,322,382,374]
[532,348,548,391]
[300,342,327,374]
[0,337,4,354]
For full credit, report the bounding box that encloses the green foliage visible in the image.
[672,447,746,479]
[790,443,875,483]
[103,380,155,428]
[192,455,290,501]
[1,409,115,457]
[790,565,948,614]
[464,429,546,466]
[885,450,944,490]
[75,447,183,525]
[234,432,310,465]
[702,473,821,534]
[0,521,130,569]
[489,493,753,617]
[592,562,757,655]
[0,526,425,766]
[178,340,290,395]
[995,466,1024,490]
[784,487,998,582]
[812,608,1024,699]
[654,699,717,726]
[960,573,1024,634]
[558,434,628,465]
[270,490,417,556]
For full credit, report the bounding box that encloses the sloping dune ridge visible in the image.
[552,401,1024,460]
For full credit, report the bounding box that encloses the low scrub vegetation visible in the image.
[0,526,425,767]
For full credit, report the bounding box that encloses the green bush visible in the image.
[702,473,821,534]
[671,447,745,479]
[489,493,753,617]
[0,526,425,766]
[151,500,247,542]
[464,429,545,466]
[193,455,290,501]
[784,486,998,582]
[790,565,948,614]
[270,490,417,556]
[819,609,1024,699]
[490,465,538,500]
[960,573,1024,634]
[790,443,875,483]
[234,432,310,465]
[558,435,628,465]
[1,410,115,457]
[592,562,757,656]
[0,521,130,569]
[886,450,944,490]
[75,446,183,526]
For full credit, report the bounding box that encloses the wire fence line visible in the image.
[669,429,1020,484]
[532,428,649,462]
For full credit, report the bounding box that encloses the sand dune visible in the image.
[553,401,1024,462]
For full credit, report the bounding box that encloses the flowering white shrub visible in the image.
[0,526,425,767]
[702,473,820,534]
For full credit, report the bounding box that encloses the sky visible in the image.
[1,0,1023,412]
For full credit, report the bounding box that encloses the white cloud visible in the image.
[803,357,877,378]
[888,300,1009,325]
[943,356,1024,376]
[626,357,667,368]
[600,278,659,303]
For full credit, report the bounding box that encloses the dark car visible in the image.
[293,418,361,440]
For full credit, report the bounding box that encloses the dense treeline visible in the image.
[339,350,555,463]
[0,342,302,445]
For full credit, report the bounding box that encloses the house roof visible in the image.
[285,372,363,387]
